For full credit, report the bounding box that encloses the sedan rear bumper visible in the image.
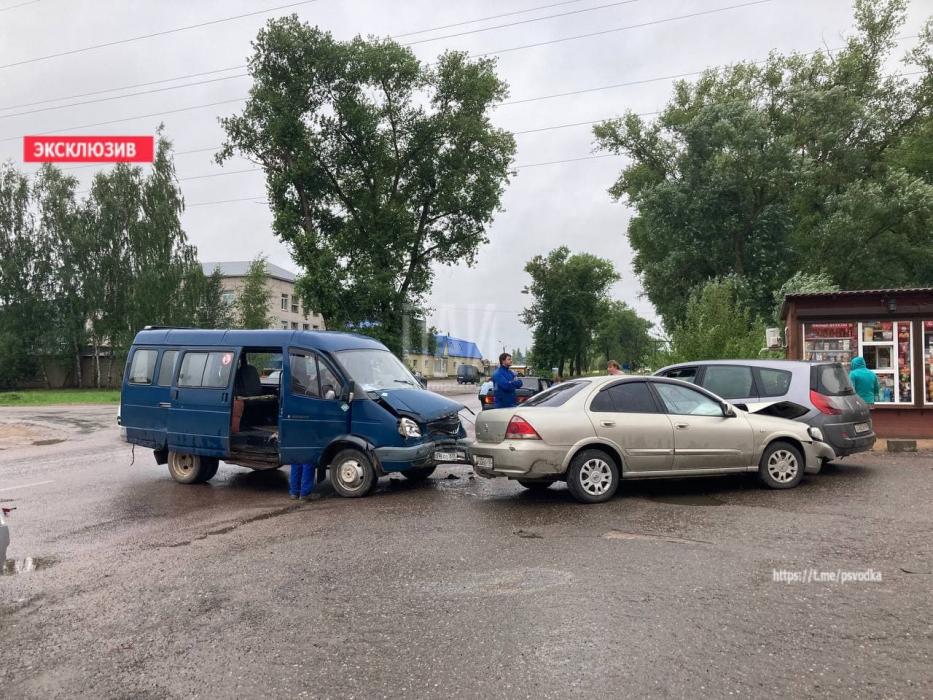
[468,440,569,479]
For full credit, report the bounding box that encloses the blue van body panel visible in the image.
[131,328,384,353]
[122,347,173,449]
[168,384,233,457]
[120,328,467,475]
[374,388,464,423]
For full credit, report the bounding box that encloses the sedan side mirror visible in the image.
[722,402,737,418]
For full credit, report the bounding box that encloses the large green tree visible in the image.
[594,0,933,330]
[594,300,656,371]
[0,164,43,387]
[665,277,765,364]
[217,17,516,353]
[85,134,200,384]
[236,256,272,329]
[522,247,620,376]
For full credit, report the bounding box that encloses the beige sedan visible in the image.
[469,376,836,504]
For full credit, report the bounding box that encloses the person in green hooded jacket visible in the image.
[849,356,880,406]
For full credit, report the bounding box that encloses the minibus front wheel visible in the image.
[329,448,377,497]
[167,451,219,484]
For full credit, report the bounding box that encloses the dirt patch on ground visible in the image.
[0,422,46,449]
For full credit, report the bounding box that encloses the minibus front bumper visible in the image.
[374,438,471,471]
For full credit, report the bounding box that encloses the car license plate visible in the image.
[855,422,870,434]
[474,455,493,469]
[434,450,463,463]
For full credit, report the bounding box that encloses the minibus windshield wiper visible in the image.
[393,379,416,386]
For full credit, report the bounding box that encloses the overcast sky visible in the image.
[2,0,930,358]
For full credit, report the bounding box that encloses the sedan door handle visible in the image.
[600,420,615,427]
[675,423,689,429]
[158,402,171,408]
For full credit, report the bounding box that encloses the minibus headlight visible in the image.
[398,417,422,438]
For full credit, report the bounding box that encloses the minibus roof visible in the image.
[131,328,386,353]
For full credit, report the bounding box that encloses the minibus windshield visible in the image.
[336,349,422,391]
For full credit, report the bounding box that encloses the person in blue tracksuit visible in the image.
[289,462,319,501]
[492,352,524,409]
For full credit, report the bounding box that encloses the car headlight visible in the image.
[808,427,824,442]
[398,417,422,438]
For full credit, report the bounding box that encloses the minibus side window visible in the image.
[289,352,320,398]
[128,349,158,385]
[178,351,233,388]
[318,361,341,401]
[289,351,342,400]
[156,350,179,387]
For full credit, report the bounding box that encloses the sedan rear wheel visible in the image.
[758,441,804,489]
[566,449,619,504]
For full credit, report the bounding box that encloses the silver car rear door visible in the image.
[587,380,674,472]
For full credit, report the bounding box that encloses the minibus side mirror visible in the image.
[345,381,356,403]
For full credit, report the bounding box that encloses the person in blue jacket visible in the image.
[849,356,880,407]
[492,352,524,409]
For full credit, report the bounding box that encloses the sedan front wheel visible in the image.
[758,441,804,489]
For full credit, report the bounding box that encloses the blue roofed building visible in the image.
[405,333,486,378]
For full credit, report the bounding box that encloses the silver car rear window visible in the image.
[813,363,854,396]
[523,381,587,407]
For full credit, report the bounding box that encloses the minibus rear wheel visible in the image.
[329,448,377,497]
[167,451,219,484]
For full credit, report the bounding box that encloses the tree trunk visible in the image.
[74,341,82,389]
[93,339,101,389]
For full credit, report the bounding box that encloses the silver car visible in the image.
[470,376,835,504]
[655,360,875,458]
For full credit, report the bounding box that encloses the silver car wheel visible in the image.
[336,459,366,492]
[579,458,613,496]
[767,449,799,484]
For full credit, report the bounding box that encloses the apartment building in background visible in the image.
[202,261,326,331]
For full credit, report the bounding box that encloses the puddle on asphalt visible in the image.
[419,568,574,596]
[2,556,57,576]
[647,493,724,507]
[603,530,713,546]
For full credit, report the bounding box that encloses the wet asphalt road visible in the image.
[1,398,931,698]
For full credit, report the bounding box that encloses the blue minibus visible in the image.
[119,328,468,497]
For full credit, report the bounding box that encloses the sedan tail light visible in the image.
[810,390,842,415]
[483,394,495,405]
[505,415,541,440]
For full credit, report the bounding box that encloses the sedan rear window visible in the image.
[812,363,854,396]
[522,381,587,407]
